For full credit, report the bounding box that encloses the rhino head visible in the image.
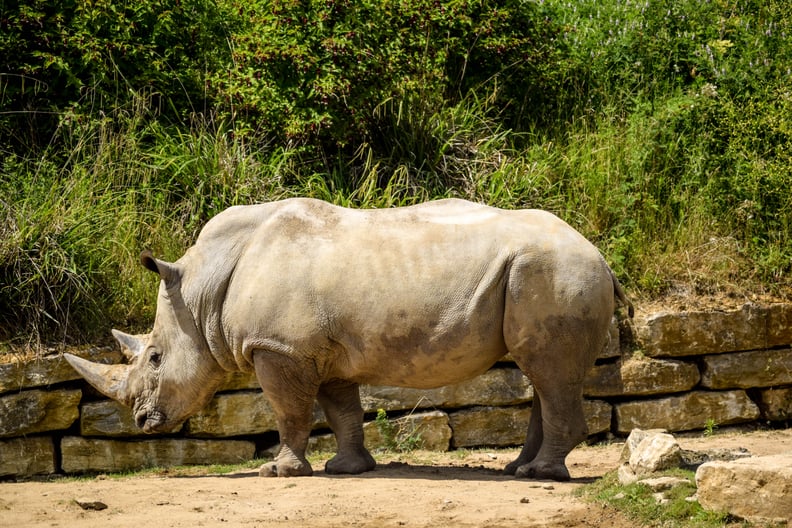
[65,251,226,433]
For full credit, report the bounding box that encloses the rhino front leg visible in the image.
[318,380,376,475]
[254,351,317,477]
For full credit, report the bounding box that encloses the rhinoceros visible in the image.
[66,197,632,480]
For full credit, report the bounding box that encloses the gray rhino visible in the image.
[66,198,632,480]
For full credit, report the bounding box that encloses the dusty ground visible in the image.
[2,428,791,528]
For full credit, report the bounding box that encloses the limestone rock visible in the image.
[365,410,451,451]
[618,430,682,485]
[0,348,122,395]
[80,400,148,437]
[767,303,792,348]
[449,406,531,448]
[75,498,108,511]
[60,436,256,473]
[0,389,81,438]
[309,411,451,453]
[448,400,611,449]
[679,447,752,469]
[696,454,792,523]
[628,433,681,474]
[598,315,622,359]
[185,391,281,437]
[758,387,792,421]
[0,436,55,477]
[360,368,533,414]
[585,356,699,397]
[700,348,792,389]
[637,304,768,357]
[583,399,613,436]
[638,476,691,492]
[615,390,760,434]
[619,428,669,464]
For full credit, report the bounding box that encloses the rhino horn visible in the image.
[111,329,147,360]
[64,353,131,403]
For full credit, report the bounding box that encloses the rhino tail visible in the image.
[609,268,634,318]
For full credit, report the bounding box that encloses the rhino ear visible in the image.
[140,250,179,287]
[112,329,147,360]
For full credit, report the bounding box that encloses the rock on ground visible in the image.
[696,453,792,523]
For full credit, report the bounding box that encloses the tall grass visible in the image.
[2,0,792,350]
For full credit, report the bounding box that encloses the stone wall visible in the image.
[1,303,791,478]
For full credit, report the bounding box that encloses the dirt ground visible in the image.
[2,428,791,528]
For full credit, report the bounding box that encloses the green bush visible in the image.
[0,0,232,149]
[208,0,576,152]
[1,0,792,348]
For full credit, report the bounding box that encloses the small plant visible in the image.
[703,419,718,437]
[374,408,423,453]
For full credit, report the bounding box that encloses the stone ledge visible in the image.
[0,348,121,395]
[0,436,55,477]
[0,389,81,438]
[585,356,699,397]
[615,390,760,434]
[637,303,792,357]
[60,436,256,474]
[700,348,792,389]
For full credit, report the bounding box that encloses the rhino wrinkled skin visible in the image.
[66,198,632,481]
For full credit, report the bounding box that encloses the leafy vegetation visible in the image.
[1,0,791,349]
[577,469,732,528]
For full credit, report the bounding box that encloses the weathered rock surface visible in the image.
[615,390,760,433]
[0,348,121,395]
[186,391,282,437]
[80,400,145,437]
[617,429,753,486]
[585,356,699,397]
[618,431,681,484]
[618,428,669,463]
[0,436,55,477]
[0,389,81,438]
[637,304,792,357]
[700,348,792,389]
[309,410,452,453]
[60,436,256,473]
[74,498,108,511]
[758,387,792,421]
[448,400,611,448]
[696,454,792,523]
[360,368,533,413]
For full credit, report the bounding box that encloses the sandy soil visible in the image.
[2,428,791,528]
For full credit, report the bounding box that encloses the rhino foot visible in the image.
[513,461,571,482]
[325,449,376,475]
[259,458,313,477]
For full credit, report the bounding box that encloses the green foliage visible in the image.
[210,0,568,153]
[0,0,232,148]
[374,409,423,453]
[578,470,731,528]
[1,0,792,348]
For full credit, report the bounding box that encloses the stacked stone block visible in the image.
[1,303,790,477]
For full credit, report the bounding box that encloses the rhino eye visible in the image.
[149,351,162,367]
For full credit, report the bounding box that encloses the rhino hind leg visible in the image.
[318,381,376,475]
[503,396,544,475]
[505,314,607,481]
[512,383,588,481]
